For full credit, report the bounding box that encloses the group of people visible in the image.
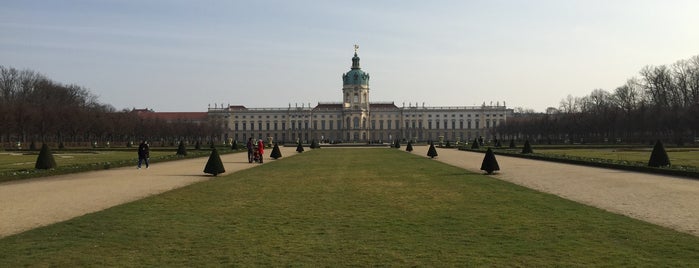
[246,138,265,163]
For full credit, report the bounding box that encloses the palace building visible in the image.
[206,47,512,144]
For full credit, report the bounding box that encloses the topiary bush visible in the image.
[445,140,451,148]
[58,142,65,150]
[270,143,282,159]
[203,148,225,176]
[406,141,413,152]
[195,141,201,150]
[427,141,438,159]
[176,141,187,156]
[521,140,533,154]
[30,141,37,151]
[35,143,57,170]
[231,140,238,150]
[509,139,516,148]
[296,141,304,153]
[648,139,670,167]
[310,139,320,149]
[471,138,480,150]
[394,140,401,149]
[480,148,500,174]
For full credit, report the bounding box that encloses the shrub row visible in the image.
[0,150,221,183]
[458,147,699,180]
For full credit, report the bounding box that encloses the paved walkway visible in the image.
[2,146,698,238]
[409,146,699,236]
[0,147,299,238]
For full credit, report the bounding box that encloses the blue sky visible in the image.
[2,0,698,112]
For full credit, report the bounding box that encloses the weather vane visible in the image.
[354,44,359,53]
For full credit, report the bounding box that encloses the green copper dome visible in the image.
[342,52,370,86]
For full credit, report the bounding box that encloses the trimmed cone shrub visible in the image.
[30,141,37,151]
[35,143,57,169]
[394,140,401,149]
[203,148,225,176]
[195,141,201,150]
[445,141,451,148]
[296,141,304,153]
[648,139,671,167]
[522,140,533,154]
[406,141,413,152]
[270,143,282,159]
[176,141,187,156]
[231,140,238,150]
[58,142,65,150]
[427,141,438,158]
[310,139,320,149]
[471,138,480,149]
[509,139,516,148]
[480,148,500,174]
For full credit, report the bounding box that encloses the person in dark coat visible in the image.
[137,140,150,169]
[246,137,254,163]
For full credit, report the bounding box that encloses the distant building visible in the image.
[206,47,513,143]
[546,107,559,114]
[131,109,209,124]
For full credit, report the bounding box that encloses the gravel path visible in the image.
[2,146,698,238]
[0,147,299,238]
[409,146,699,236]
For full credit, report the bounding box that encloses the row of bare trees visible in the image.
[1,66,224,149]
[498,55,699,145]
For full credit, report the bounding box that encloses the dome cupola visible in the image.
[342,45,370,86]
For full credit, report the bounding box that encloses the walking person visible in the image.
[246,138,254,163]
[257,139,264,163]
[137,140,150,169]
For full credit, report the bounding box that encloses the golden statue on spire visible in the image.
[354,44,359,53]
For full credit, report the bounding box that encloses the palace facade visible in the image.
[207,49,513,144]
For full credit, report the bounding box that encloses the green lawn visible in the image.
[0,149,223,182]
[0,151,172,173]
[1,149,698,266]
[537,148,699,167]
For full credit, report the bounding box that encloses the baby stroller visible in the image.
[253,150,261,163]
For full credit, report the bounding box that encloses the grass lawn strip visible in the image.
[1,149,698,266]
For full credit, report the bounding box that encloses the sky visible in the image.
[2,0,698,112]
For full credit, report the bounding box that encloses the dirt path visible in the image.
[409,146,699,236]
[0,147,299,238]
